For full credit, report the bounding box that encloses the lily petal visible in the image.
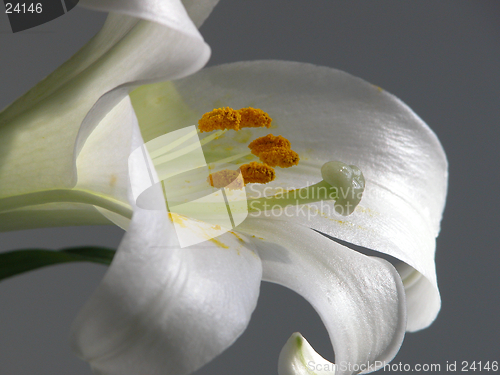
[76,96,136,207]
[394,262,440,332]
[71,208,262,375]
[0,0,210,230]
[0,96,137,231]
[72,117,262,374]
[239,219,406,375]
[137,61,445,330]
[279,333,336,375]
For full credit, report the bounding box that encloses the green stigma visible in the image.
[321,161,365,215]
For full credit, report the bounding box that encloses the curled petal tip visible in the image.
[278,333,336,375]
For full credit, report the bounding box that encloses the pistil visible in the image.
[247,161,365,216]
[168,166,364,218]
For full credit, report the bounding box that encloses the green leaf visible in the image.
[0,247,116,281]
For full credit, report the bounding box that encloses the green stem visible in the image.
[0,189,133,219]
[0,247,116,281]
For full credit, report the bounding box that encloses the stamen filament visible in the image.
[153,141,201,166]
[152,130,227,165]
[199,129,228,146]
[150,129,198,159]
[208,151,253,168]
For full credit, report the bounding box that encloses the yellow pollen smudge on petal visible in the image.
[238,107,272,129]
[168,212,187,228]
[209,238,229,249]
[240,162,276,184]
[198,107,241,132]
[230,231,245,242]
[207,169,244,190]
[248,134,299,168]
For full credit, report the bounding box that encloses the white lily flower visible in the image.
[0,2,447,375]
[69,60,445,375]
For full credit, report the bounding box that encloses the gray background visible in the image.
[1,1,499,374]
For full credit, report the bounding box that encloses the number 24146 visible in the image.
[5,3,42,14]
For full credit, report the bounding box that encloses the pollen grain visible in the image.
[198,107,272,132]
[259,149,299,168]
[238,107,272,129]
[248,134,290,152]
[198,107,241,132]
[240,162,276,184]
[248,134,299,168]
